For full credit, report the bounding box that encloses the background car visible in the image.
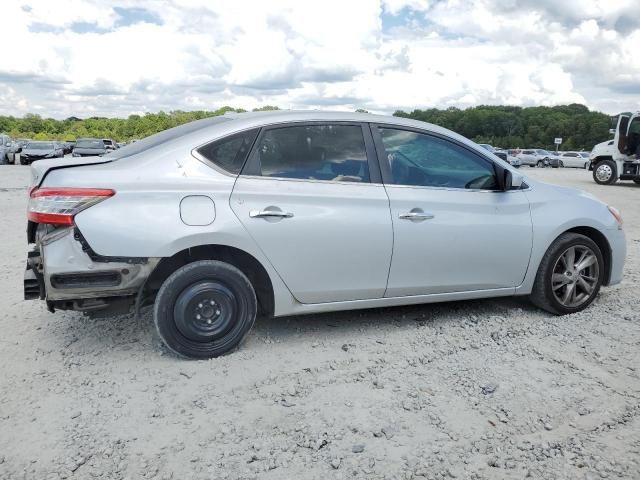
[72,138,109,157]
[558,151,590,169]
[62,141,75,155]
[19,141,64,165]
[517,149,555,167]
[478,144,521,167]
[102,138,118,150]
[0,134,13,165]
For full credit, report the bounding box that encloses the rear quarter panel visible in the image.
[41,151,299,316]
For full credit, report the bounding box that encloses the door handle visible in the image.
[249,209,294,219]
[399,211,435,221]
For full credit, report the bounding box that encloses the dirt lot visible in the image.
[0,165,638,480]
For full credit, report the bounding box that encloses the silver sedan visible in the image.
[24,111,626,358]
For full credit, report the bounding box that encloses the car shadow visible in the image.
[52,296,539,357]
[250,296,537,339]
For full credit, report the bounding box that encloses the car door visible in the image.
[562,152,579,168]
[520,150,534,165]
[371,125,532,297]
[230,122,393,304]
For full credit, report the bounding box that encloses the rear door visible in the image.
[371,125,532,296]
[230,122,393,304]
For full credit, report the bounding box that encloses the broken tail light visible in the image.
[28,187,115,226]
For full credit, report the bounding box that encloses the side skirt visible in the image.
[277,287,517,317]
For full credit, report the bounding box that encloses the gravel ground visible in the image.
[0,165,638,480]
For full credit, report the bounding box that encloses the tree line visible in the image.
[0,103,613,150]
[393,104,613,151]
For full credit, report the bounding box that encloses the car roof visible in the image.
[190,110,482,150]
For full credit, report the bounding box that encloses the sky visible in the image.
[1,0,639,119]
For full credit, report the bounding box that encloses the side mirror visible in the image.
[502,169,523,191]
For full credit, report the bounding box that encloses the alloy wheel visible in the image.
[551,245,599,308]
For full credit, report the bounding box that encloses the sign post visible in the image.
[554,137,562,152]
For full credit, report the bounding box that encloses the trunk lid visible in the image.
[30,156,112,188]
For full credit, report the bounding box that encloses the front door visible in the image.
[372,126,533,297]
[230,123,393,304]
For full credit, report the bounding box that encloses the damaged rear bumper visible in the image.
[24,227,159,314]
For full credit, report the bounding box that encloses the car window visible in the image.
[379,128,497,190]
[251,124,370,182]
[196,129,259,174]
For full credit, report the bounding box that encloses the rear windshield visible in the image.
[76,139,104,149]
[108,115,232,161]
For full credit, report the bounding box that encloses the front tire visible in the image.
[593,160,617,185]
[529,233,603,315]
[154,260,257,359]
[537,160,545,168]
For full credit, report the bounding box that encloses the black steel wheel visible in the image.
[154,260,257,359]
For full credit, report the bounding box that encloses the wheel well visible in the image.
[592,156,613,164]
[565,227,612,285]
[144,245,274,317]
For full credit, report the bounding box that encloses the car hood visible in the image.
[22,148,56,156]
[30,155,112,188]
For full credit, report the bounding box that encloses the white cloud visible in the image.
[0,0,638,118]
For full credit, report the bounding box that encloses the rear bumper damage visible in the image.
[24,227,159,315]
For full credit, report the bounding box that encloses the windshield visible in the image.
[76,139,105,149]
[26,142,55,150]
[579,152,589,157]
[535,149,549,155]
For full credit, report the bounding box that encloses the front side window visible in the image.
[196,129,259,174]
[250,124,370,182]
[379,128,497,190]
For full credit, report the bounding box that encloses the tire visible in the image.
[536,160,545,168]
[584,162,588,169]
[529,233,603,315]
[633,179,640,185]
[558,161,564,168]
[592,160,617,185]
[154,260,257,359]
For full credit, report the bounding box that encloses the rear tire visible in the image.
[529,233,603,315]
[154,260,257,359]
[593,160,617,185]
[633,179,640,185]
[558,161,564,168]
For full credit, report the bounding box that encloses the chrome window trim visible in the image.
[238,174,385,187]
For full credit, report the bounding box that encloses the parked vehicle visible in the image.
[478,144,521,167]
[590,112,640,185]
[72,138,109,157]
[62,141,75,155]
[558,152,589,169]
[517,149,550,167]
[23,111,626,359]
[19,141,64,165]
[102,139,118,150]
[0,134,12,165]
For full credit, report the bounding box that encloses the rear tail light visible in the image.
[28,187,115,226]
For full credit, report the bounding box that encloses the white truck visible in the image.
[589,111,640,185]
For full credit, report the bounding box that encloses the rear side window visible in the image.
[249,124,370,182]
[196,129,259,174]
